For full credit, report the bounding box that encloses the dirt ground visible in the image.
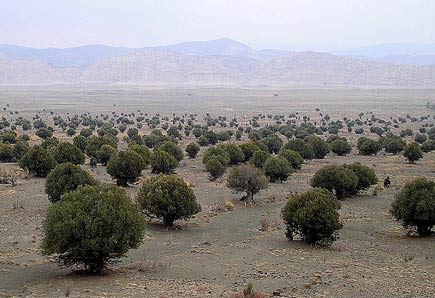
[0,86,434,297]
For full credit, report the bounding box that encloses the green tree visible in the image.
[282,188,342,245]
[391,177,435,236]
[128,143,151,166]
[0,143,13,162]
[96,144,117,165]
[239,142,261,162]
[227,164,268,203]
[41,185,145,273]
[403,143,423,163]
[45,162,97,203]
[35,128,53,139]
[107,150,144,186]
[383,135,406,154]
[205,158,226,180]
[282,139,314,159]
[343,162,378,194]
[73,135,88,152]
[53,142,85,165]
[156,141,184,162]
[185,142,200,158]
[304,135,330,159]
[219,143,244,165]
[12,141,30,161]
[263,156,293,183]
[357,138,382,156]
[279,149,304,170]
[249,150,270,168]
[330,139,352,156]
[311,165,358,200]
[138,175,201,226]
[19,145,57,177]
[150,150,178,174]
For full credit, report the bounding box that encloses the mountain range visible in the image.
[1,38,435,86]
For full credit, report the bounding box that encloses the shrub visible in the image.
[227,164,268,203]
[421,140,435,153]
[156,141,184,162]
[138,175,201,226]
[358,138,382,156]
[414,134,427,144]
[263,134,283,154]
[150,150,178,174]
[85,135,117,159]
[11,141,30,161]
[391,177,435,236]
[41,185,145,273]
[282,139,314,159]
[239,142,260,162]
[53,142,85,165]
[0,143,13,162]
[383,136,406,154]
[45,162,97,203]
[304,135,330,159]
[73,135,87,152]
[205,158,226,180]
[282,188,342,245]
[263,156,293,183]
[203,146,230,166]
[185,143,200,158]
[128,143,151,166]
[219,143,244,165]
[311,165,358,200]
[343,162,378,194]
[35,128,53,139]
[330,139,352,156]
[19,145,57,177]
[96,144,117,165]
[403,143,423,163]
[279,149,303,170]
[107,150,144,186]
[249,150,270,168]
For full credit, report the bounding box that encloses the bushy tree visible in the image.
[227,164,268,203]
[383,135,406,154]
[205,158,226,180]
[279,149,304,170]
[138,175,201,226]
[403,143,423,163]
[311,165,358,200]
[96,144,117,165]
[391,177,435,236]
[357,137,382,156]
[41,185,145,273]
[73,135,88,152]
[304,135,330,159]
[249,150,270,169]
[12,141,30,161]
[128,143,151,166]
[150,150,178,174]
[343,162,378,194]
[156,141,184,162]
[19,145,57,177]
[239,142,261,162]
[35,128,53,139]
[107,150,144,186]
[330,138,352,156]
[282,139,314,159]
[0,143,13,162]
[185,142,200,158]
[202,146,230,166]
[45,162,97,203]
[53,142,85,165]
[263,134,283,154]
[219,143,244,165]
[282,188,342,245]
[263,156,293,183]
[421,140,435,153]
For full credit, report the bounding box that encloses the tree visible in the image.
[227,164,268,203]
[156,141,184,162]
[403,143,423,163]
[391,177,435,236]
[263,156,293,183]
[96,144,117,165]
[330,139,352,156]
[279,149,304,170]
[219,143,244,165]
[304,135,330,159]
[0,143,13,162]
[205,158,226,180]
[383,136,406,154]
[19,145,57,177]
[282,188,342,245]
[12,141,30,161]
[263,134,283,154]
[249,150,270,168]
[107,150,144,186]
[282,139,314,159]
[35,128,53,139]
[73,135,88,152]
[53,142,85,165]
[150,150,178,174]
[311,165,358,200]
[343,162,378,194]
[138,175,201,226]
[185,143,200,158]
[202,146,230,166]
[45,162,97,203]
[357,138,381,156]
[41,185,145,273]
[239,142,261,162]
[128,143,151,166]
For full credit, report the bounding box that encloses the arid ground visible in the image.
[0,85,434,297]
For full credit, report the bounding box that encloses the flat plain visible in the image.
[0,85,434,297]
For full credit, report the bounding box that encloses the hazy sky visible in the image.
[1,0,435,50]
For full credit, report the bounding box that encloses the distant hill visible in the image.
[1,39,435,86]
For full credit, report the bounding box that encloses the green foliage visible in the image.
[421,140,435,153]
[53,142,85,165]
[263,156,293,183]
[156,141,184,162]
[282,139,314,159]
[330,138,352,156]
[218,143,244,165]
[205,158,226,180]
[357,137,382,156]
[0,143,13,162]
[107,150,144,186]
[85,135,117,159]
[96,144,117,165]
[19,145,57,177]
[249,150,270,168]
[45,162,97,203]
[383,135,406,154]
[128,143,151,166]
[279,149,304,170]
[138,175,201,226]
[185,142,200,158]
[226,164,268,202]
[403,142,423,163]
[35,128,53,140]
[304,135,330,159]
[263,134,283,154]
[41,185,145,273]
[202,146,230,166]
[311,165,358,200]
[343,162,378,194]
[239,142,261,162]
[73,135,88,152]
[391,177,435,236]
[282,188,342,245]
[12,141,30,161]
[150,150,178,174]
